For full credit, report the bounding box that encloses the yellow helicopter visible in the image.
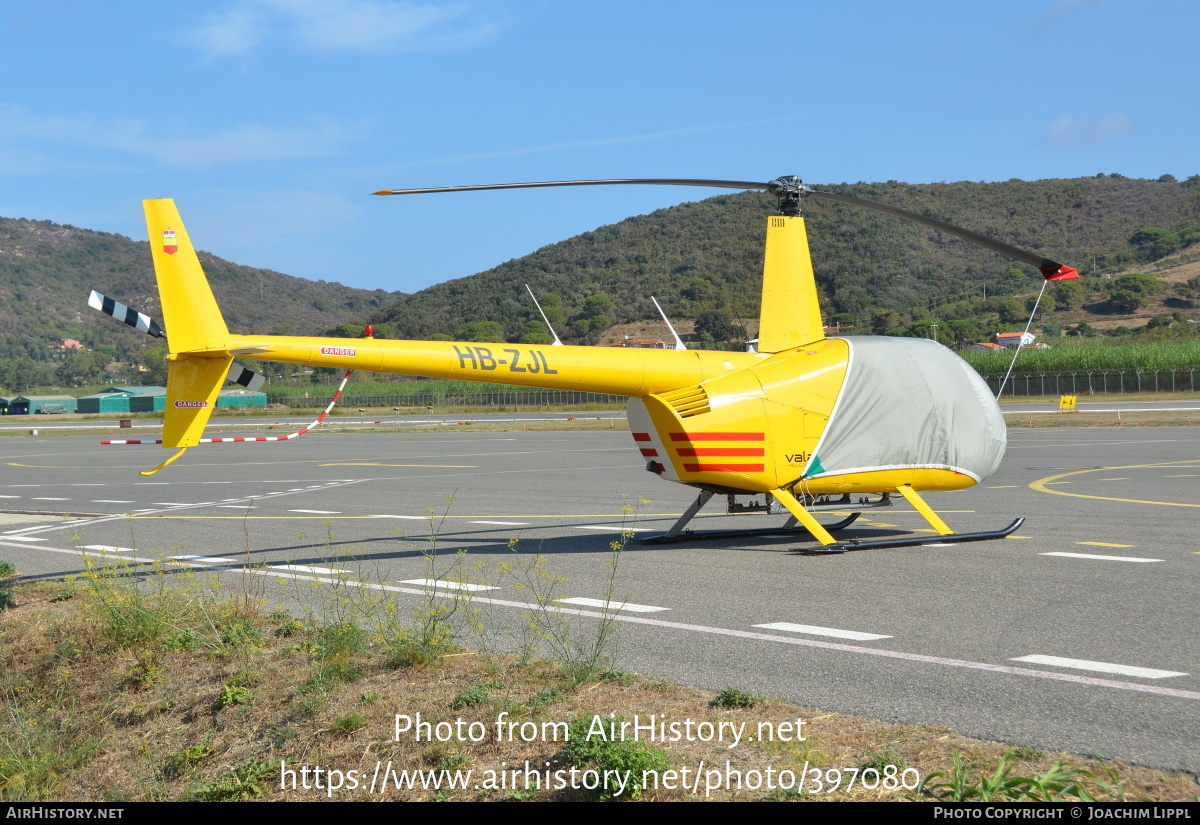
[93,176,1078,553]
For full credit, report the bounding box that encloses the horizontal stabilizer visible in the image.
[88,290,165,338]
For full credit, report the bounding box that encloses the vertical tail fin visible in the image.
[756,215,825,352]
[143,199,233,457]
[144,199,230,352]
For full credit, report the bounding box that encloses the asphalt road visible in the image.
[2,425,1198,771]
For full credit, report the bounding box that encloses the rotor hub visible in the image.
[767,175,808,216]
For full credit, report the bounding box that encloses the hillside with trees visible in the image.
[5,174,1199,394]
[0,217,402,391]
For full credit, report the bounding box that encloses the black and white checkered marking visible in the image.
[88,290,165,338]
[88,290,264,391]
[226,361,266,392]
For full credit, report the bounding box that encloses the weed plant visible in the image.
[555,715,672,801]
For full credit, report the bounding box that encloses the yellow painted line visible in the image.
[1029,461,1200,509]
[885,510,977,514]
[867,522,899,527]
[1077,541,1135,548]
[128,512,697,520]
[319,463,478,468]
[1005,535,1030,539]
[1164,474,1199,477]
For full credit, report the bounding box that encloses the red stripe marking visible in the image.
[670,432,764,441]
[639,448,659,457]
[683,463,765,473]
[632,432,652,442]
[676,447,764,457]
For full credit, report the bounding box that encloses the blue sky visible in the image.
[1,0,1195,294]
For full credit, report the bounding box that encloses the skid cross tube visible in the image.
[635,489,861,545]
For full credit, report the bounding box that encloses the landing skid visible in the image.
[796,517,1025,555]
[637,512,862,545]
[635,490,878,545]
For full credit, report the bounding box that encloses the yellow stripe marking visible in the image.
[1077,541,1135,548]
[1030,461,1200,508]
[1005,535,1030,539]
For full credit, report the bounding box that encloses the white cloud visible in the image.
[1036,0,1112,29]
[187,0,494,56]
[395,116,808,169]
[187,8,265,56]
[98,120,346,166]
[0,103,346,168]
[1044,112,1136,147]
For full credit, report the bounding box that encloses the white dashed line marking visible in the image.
[81,545,136,553]
[1,536,46,542]
[1011,655,1186,680]
[289,509,342,514]
[470,521,531,526]
[400,579,498,592]
[753,622,893,642]
[31,497,70,501]
[153,502,200,506]
[571,525,652,532]
[559,597,669,613]
[272,565,350,575]
[168,555,240,565]
[0,495,19,499]
[1041,552,1161,563]
[218,505,255,509]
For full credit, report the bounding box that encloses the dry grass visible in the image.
[1,578,1196,803]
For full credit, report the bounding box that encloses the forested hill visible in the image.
[371,175,1200,342]
[0,217,402,363]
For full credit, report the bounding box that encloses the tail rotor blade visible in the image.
[88,290,166,338]
[226,361,266,392]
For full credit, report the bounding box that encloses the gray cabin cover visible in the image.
[804,337,1005,483]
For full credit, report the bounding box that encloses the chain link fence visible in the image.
[273,370,1200,406]
[982,368,1199,397]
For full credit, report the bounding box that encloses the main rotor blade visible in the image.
[373,176,1078,280]
[373,178,770,196]
[805,190,1077,280]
